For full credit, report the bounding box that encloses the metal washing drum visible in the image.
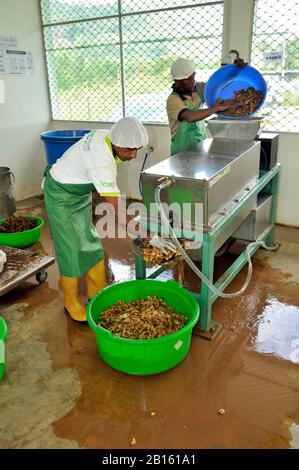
[0,167,16,219]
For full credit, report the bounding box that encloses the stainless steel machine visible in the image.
[141,119,262,251]
[135,117,280,338]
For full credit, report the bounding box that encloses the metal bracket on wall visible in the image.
[229,49,240,61]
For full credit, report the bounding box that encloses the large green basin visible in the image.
[0,216,45,248]
[87,280,199,376]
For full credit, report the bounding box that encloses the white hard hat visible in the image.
[110,117,148,148]
[170,58,195,80]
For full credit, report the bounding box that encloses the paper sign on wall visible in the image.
[0,35,18,49]
[264,51,284,63]
[26,52,34,74]
[0,50,6,74]
[0,79,4,103]
[5,50,34,75]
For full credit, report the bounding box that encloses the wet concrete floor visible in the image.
[0,196,299,449]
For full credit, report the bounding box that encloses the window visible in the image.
[40,0,224,123]
[251,0,299,132]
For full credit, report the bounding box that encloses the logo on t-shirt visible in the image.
[82,130,97,152]
[101,181,115,188]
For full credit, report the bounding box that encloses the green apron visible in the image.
[170,90,207,155]
[43,167,104,277]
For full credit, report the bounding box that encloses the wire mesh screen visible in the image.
[121,0,221,13]
[121,4,223,123]
[251,0,299,132]
[41,0,224,123]
[43,18,122,121]
[41,0,118,24]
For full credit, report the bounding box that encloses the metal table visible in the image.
[0,245,55,296]
[134,164,281,339]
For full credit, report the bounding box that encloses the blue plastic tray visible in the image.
[204,64,267,119]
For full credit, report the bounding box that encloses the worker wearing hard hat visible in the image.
[43,117,148,322]
[167,58,235,155]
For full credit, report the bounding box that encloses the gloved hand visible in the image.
[148,235,177,254]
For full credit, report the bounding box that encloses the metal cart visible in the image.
[0,245,55,297]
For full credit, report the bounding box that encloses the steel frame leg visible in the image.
[192,235,222,339]
[135,255,146,279]
[199,234,215,331]
[266,171,280,247]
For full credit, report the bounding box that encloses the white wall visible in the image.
[0,0,50,201]
[222,0,255,64]
[276,133,299,227]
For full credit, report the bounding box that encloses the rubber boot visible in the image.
[85,260,107,299]
[60,275,87,322]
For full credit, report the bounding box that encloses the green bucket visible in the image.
[0,316,7,381]
[0,216,45,248]
[87,280,199,376]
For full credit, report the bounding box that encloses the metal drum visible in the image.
[0,167,16,218]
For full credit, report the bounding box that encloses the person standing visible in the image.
[167,58,234,155]
[43,117,148,322]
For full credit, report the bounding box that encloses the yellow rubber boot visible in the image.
[86,260,107,299]
[60,275,87,322]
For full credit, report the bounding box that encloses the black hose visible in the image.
[139,152,149,196]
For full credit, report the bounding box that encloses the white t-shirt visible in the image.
[49,130,120,196]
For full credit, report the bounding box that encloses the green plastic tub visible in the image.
[87,280,199,375]
[0,216,45,248]
[0,316,7,381]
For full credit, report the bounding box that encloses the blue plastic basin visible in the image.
[204,64,267,119]
[40,129,91,165]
